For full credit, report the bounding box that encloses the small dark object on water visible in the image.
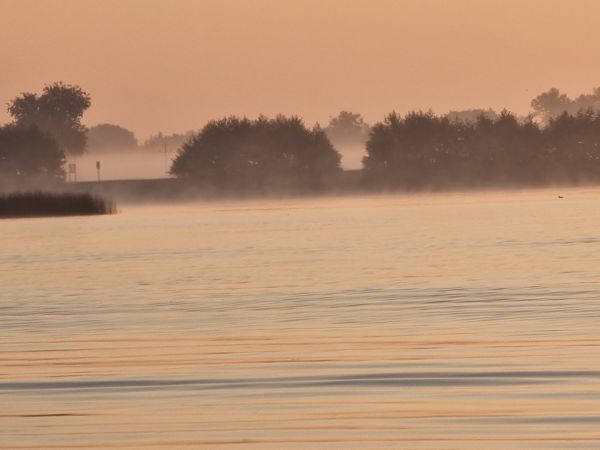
[0,191,115,218]
[558,195,564,199]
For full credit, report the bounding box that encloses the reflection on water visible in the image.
[2,188,600,449]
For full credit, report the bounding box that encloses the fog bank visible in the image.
[70,149,172,181]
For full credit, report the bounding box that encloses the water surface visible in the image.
[2,188,600,449]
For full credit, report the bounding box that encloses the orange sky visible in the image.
[1,0,600,139]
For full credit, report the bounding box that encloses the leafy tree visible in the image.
[87,124,138,152]
[171,116,341,193]
[7,82,91,156]
[363,110,551,189]
[363,111,466,189]
[572,88,600,111]
[0,124,65,188]
[464,111,542,185]
[324,111,370,146]
[530,88,572,124]
[529,87,600,124]
[324,111,370,169]
[542,110,600,183]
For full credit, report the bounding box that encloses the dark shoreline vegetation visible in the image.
[4,82,600,200]
[168,110,600,193]
[0,192,115,218]
[170,116,342,194]
[362,110,600,190]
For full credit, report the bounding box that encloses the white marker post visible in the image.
[68,163,77,182]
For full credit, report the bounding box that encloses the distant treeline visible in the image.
[363,110,600,189]
[5,82,600,195]
[169,109,600,192]
[86,125,193,153]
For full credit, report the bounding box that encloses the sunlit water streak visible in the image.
[2,188,600,449]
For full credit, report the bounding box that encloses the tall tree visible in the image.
[171,116,341,193]
[363,110,551,189]
[7,82,91,156]
[542,110,600,183]
[363,111,465,188]
[87,124,138,152]
[324,111,370,146]
[0,124,65,188]
[530,88,572,124]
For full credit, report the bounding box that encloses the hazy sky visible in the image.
[1,0,600,139]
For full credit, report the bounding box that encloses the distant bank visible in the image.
[55,169,600,204]
[61,170,365,203]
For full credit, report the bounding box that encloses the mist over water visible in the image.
[4,2,600,447]
[72,149,171,181]
[2,188,600,448]
[337,143,367,170]
[71,143,365,182]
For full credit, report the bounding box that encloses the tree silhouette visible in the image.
[87,124,138,152]
[7,82,91,156]
[363,110,552,189]
[542,110,600,183]
[0,124,65,188]
[531,88,572,124]
[324,111,370,146]
[530,87,600,125]
[171,116,341,193]
[363,111,466,189]
[464,111,541,185]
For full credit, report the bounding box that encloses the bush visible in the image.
[170,116,342,194]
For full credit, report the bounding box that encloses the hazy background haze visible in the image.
[2,0,600,141]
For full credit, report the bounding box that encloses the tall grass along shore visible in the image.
[0,192,115,218]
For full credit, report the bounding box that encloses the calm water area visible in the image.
[2,188,600,449]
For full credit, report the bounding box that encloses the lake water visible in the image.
[2,188,600,449]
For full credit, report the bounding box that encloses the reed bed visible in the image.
[0,192,115,218]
